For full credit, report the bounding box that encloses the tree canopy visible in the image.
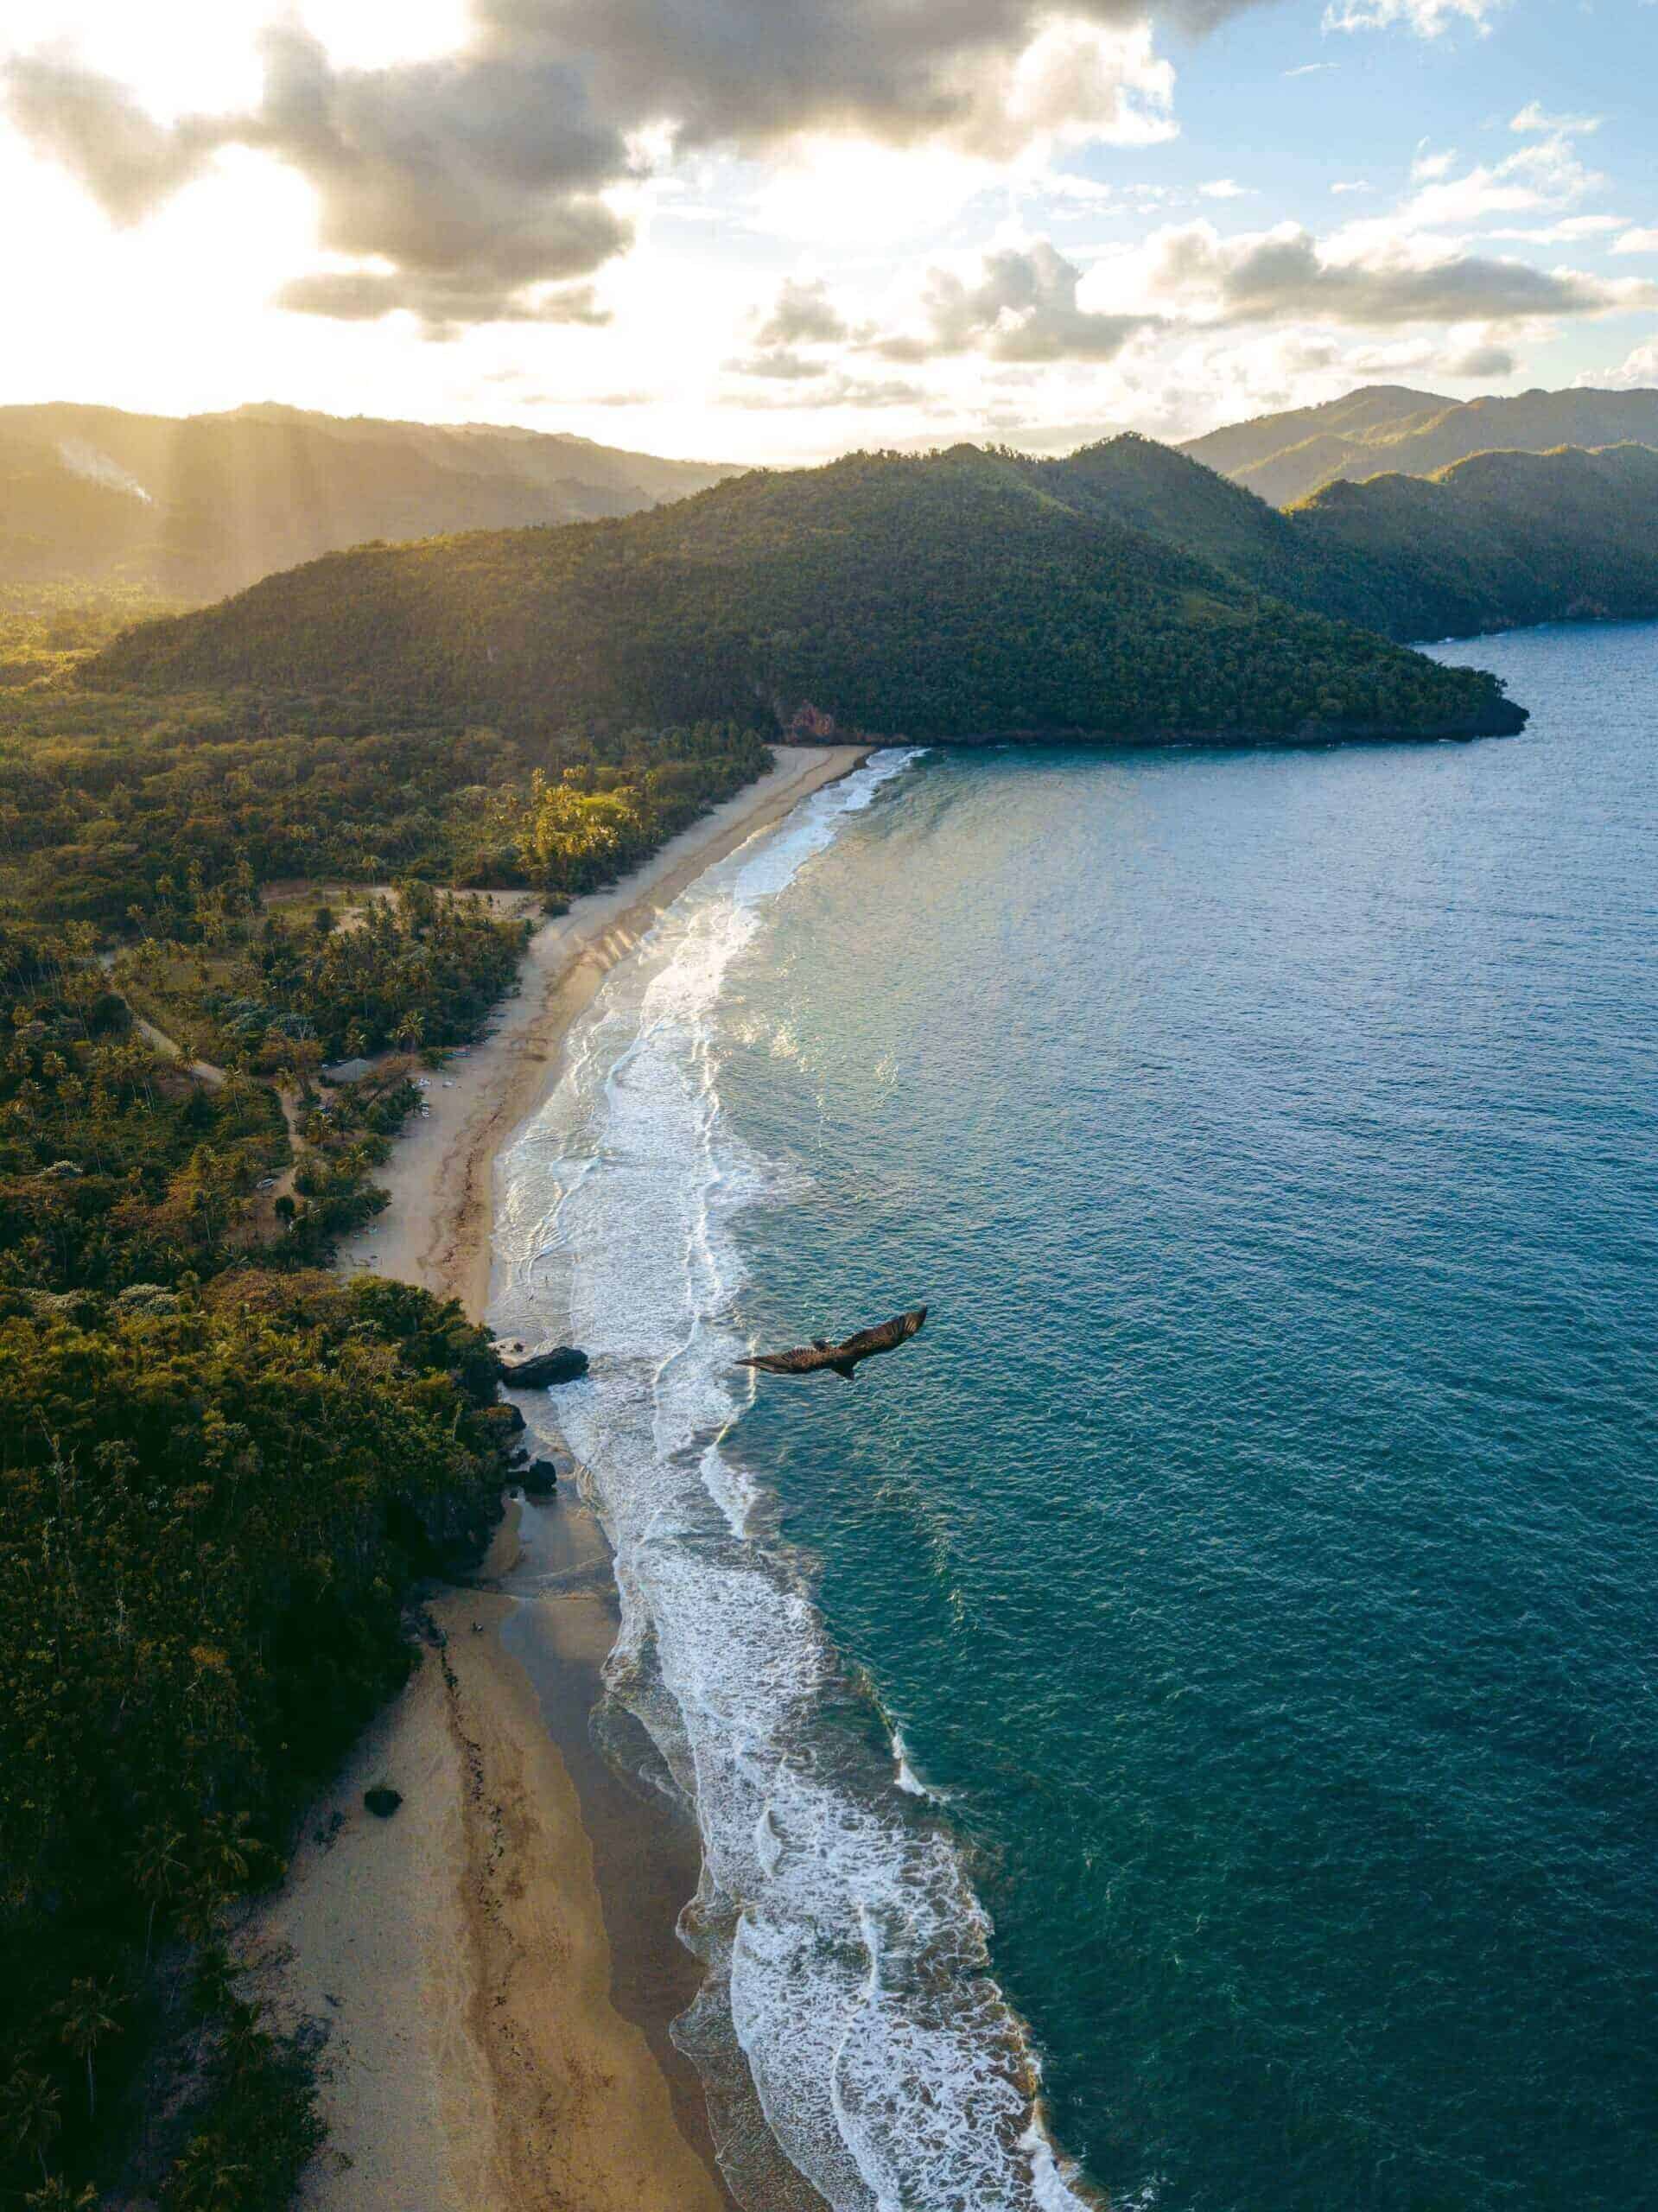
[87,445,1523,742]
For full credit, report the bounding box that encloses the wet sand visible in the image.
[257,747,867,2209]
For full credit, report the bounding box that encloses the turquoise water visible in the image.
[499,621,1657,2210]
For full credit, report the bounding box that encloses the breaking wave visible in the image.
[492,750,1091,2210]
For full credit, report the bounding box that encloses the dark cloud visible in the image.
[249,28,628,285]
[1446,340,1517,377]
[879,242,1157,363]
[275,271,610,340]
[493,0,1254,155]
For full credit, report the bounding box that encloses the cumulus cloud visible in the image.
[3,49,219,222]
[1143,219,1658,327]
[275,271,611,339]
[3,25,632,331]
[1510,101,1601,137]
[1394,128,1604,231]
[545,1,1200,160]
[878,239,1157,361]
[756,277,849,346]
[724,347,829,381]
[0,0,1262,329]
[1445,340,1516,378]
[0,0,1613,365]
[719,370,930,410]
[1587,340,1658,391]
[1486,215,1624,245]
[1324,0,1505,33]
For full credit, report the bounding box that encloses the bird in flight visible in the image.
[738,1306,927,1382]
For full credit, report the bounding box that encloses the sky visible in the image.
[3,0,1656,463]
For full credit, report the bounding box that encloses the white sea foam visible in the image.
[492,748,1092,2211]
[891,1727,933,1799]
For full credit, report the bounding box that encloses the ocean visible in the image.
[492,619,1658,2211]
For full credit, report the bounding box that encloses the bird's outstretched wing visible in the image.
[738,1307,927,1381]
[835,1307,927,1363]
[738,1342,841,1375]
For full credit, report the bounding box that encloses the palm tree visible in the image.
[51,1979,123,2119]
[160,2133,251,2212]
[23,2178,98,2209]
[0,2068,61,2185]
[196,1809,262,1891]
[133,1822,188,1963]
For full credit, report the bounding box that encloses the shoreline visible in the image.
[332,742,869,1317]
[261,745,869,2210]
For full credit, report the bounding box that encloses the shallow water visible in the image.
[495,621,1658,2210]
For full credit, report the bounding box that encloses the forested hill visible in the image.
[1292,442,1658,639]
[1033,434,1658,641]
[1183,382,1658,507]
[88,445,1521,745]
[0,401,740,598]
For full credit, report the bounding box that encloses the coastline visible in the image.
[331,741,870,1314]
[259,744,868,2211]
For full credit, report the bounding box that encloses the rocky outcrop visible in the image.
[500,1346,589,1388]
[521,1458,562,1497]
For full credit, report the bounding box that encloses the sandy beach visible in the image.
[331,744,867,1315]
[257,746,865,2211]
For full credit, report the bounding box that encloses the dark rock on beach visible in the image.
[501,1345,590,1388]
[364,1786,403,1819]
[522,1458,562,1496]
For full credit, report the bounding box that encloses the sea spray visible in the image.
[492,749,1090,2210]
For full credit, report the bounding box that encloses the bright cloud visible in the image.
[1324,0,1506,33]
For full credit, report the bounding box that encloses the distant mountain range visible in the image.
[1182,384,1658,508]
[87,444,1521,746]
[0,402,740,597]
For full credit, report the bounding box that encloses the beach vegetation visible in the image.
[0,1272,512,2205]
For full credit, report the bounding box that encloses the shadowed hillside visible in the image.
[1034,433,1658,641]
[0,402,740,597]
[1185,384,1658,507]
[1291,442,1658,638]
[87,444,1522,745]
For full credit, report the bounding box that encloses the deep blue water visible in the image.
[709,625,1658,2209]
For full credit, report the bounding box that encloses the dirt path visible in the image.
[130,1007,309,1219]
[130,1011,226,1090]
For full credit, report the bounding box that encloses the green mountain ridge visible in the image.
[1184,383,1658,507]
[0,401,741,599]
[1293,441,1658,638]
[1034,431,1658,641]
[86,443,1522,746]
